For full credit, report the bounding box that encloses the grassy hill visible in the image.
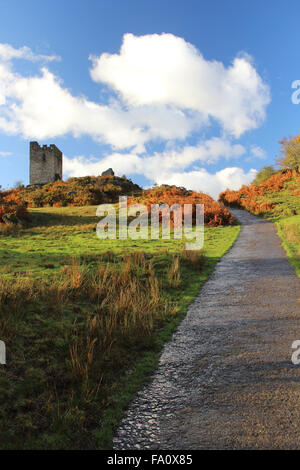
[0,175,142,225]
[0,192,240,449]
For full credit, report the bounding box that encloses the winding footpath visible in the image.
[113,210,300,450]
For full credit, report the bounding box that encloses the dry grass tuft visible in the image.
[181,248,205,271]
[167,256,181,288]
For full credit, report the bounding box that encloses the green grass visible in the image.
[257,177,300,219]
[0,205,240,449]
[276,215,300,277]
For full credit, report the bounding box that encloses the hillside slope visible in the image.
[219,169,300,218]
[1,175,142,210]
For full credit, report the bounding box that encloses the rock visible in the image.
[101,168,114,176]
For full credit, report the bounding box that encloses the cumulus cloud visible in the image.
[153,167,257,199]
[64,138,245,178]
[64,152,144,177]
[0,34,270,150]
[90,33,270,137]
[0,63,204,151]
[0,36,269,196]
[64,138,256,199]
[147,137,246,170]
[64,151,256,200]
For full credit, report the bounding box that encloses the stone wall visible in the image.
[30,142,63,185]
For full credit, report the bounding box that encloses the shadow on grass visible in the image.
[29,211,98,227]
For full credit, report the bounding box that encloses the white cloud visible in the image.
[0,43,60,62]
[0,64,204,151]
[153,167,257,199]
[64,139,257,199]
[64,151,256,200]
[90,33,270,137]
[64,152,144,177]
[64,137,246,179]
[250,144,267,159]
[0,151,12,157]
[148,137,246,170]
[0,36,269,197]
[0,34,270,151]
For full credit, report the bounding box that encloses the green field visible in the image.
[0,205,240,449]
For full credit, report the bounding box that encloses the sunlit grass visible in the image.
[0,205,240,449]
[276,215,300,277]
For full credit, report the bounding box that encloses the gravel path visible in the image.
[113,210,300,450]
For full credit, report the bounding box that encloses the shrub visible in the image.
[252,165,276,185]
[1,175,142,209]
[128,184,235,226]
[0,190,30,225]
[219,169,300,217]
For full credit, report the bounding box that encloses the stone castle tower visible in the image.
[30,141,63,185]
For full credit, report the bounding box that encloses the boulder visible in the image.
[101,168,115,176]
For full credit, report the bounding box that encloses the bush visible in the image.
[219,169,300,217]
[0,190,30,225]
[1,175,142,209]
[128,184,235,226]
[252,165,276,185]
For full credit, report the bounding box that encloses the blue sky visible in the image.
[0,0,300,198]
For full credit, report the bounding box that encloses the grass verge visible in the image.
[276,215,300,277]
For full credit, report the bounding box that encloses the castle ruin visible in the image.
[30,141,63,185]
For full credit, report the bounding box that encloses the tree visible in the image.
[252,165,276,185]
[278,135,300,171]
